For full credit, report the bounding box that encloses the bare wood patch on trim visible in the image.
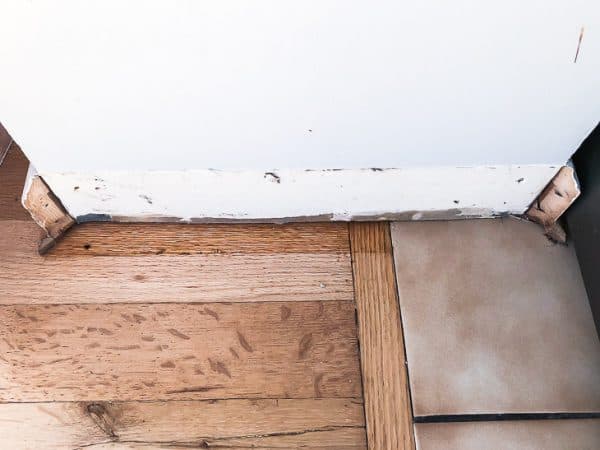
[22,174,75,253]
[349,222,415,450]
[526,166,580,242]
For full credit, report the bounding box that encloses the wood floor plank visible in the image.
[86,443,364,450]
[349,222,415,450]
[53,222,350,256]
[0,220,353,304]
[0,399,366,449]
[0,252,352,304]
[0,220,43,255]
[0,145,31,221]
[0,301,362,401]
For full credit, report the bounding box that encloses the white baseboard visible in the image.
[39,165,559,223]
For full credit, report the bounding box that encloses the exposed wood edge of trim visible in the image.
[0,142,11,167]
[0,123,12,166]
[21,165,76,254]
[526,165,580,243]
[349,222,415,450]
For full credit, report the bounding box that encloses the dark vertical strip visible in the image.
[566,122,600,338]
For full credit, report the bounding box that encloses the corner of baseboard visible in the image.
[21,166,76,254]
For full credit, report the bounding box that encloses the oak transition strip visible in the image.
[349,222,415,450]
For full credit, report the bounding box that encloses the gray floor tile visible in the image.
[392,218,600,416]
[415,419,600,450]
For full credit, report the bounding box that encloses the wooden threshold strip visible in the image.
[349,222,415,450]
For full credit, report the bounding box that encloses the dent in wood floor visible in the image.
[0,150,366,448]
[0,302,362,402]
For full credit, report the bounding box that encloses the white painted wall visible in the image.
[1,1,598,220]
[1,0,598,172]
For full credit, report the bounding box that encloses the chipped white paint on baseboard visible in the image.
[40,165,559,223]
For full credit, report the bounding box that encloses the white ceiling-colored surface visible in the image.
[1,0,599,172]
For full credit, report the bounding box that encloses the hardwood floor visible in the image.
[0,146,415,449]
[1,221,353,305]
[0,400,366,449]
[0,146,370,449]
[2,301,361,402]
[0,143,31,221]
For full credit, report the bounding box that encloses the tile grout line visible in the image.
[414,412,600,423]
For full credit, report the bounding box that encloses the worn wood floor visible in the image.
[0,146,414,449]
[0,147,362,448]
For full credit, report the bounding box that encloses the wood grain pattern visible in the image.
[0,145,31,221]
[349,222,415,450]
[79,443,364,449]
[527,165,580,228]
[0,220,353,304]
[0,301,362,401]
[0,399,366,449]
[1,251,352,304]
[0,220,44,255]
[0,158,365,449]
[53,222,350,256]
[22,175,75,240]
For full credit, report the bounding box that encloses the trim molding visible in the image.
[40,165,559,223]
[21,165,75,254]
